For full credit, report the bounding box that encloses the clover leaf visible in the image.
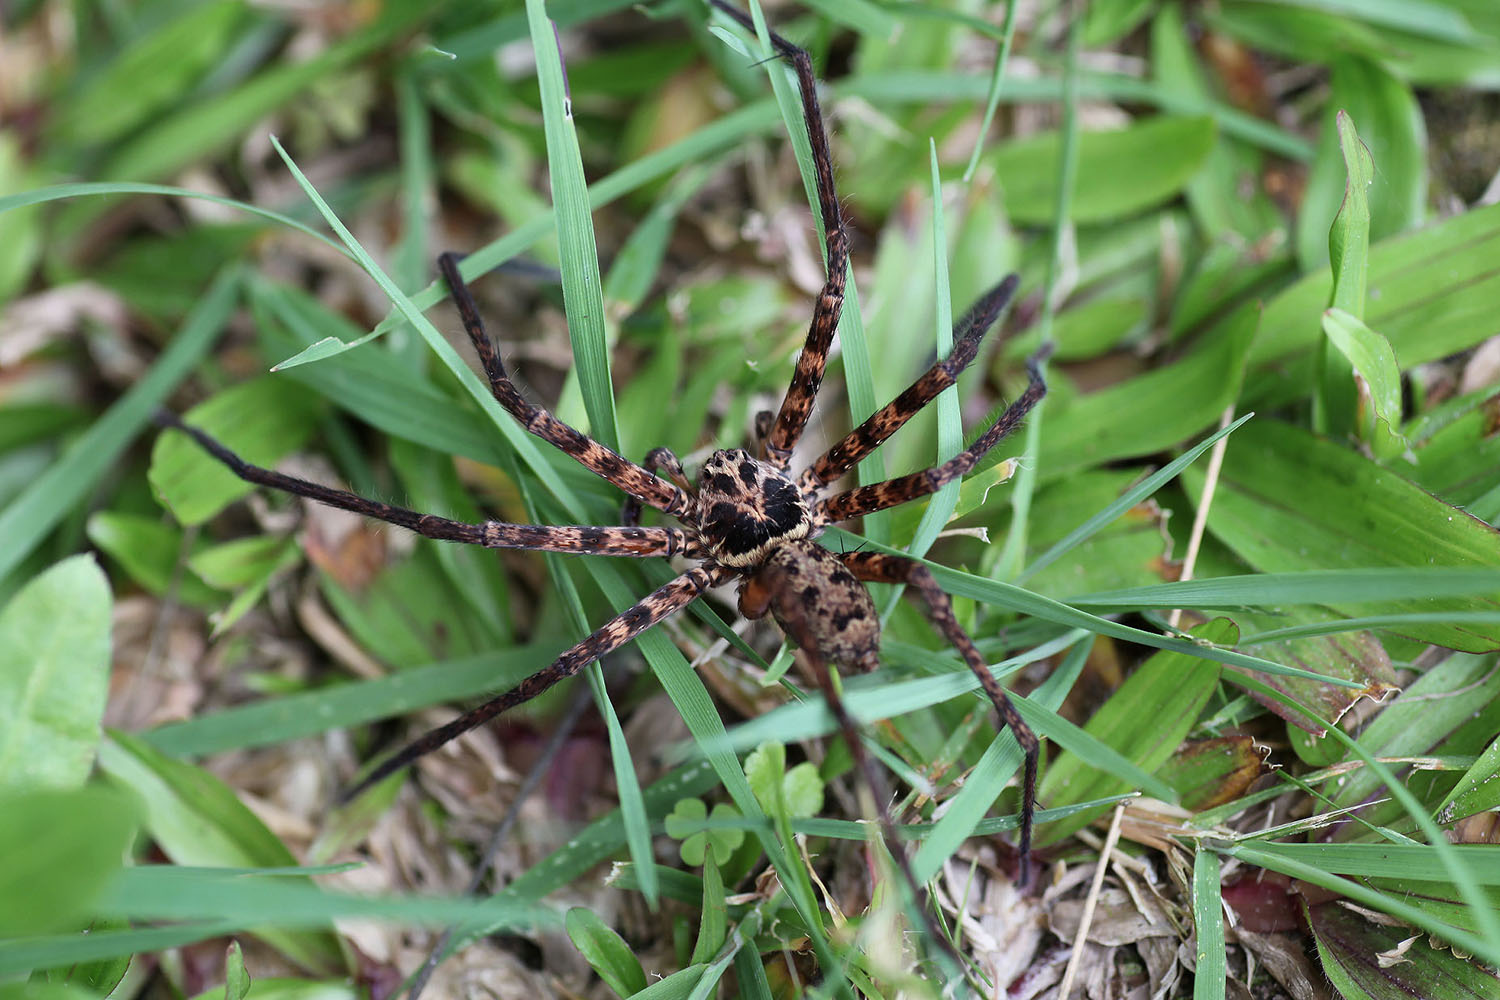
[665,797,744,867]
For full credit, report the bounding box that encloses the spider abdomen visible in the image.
[695,448,813,567]
[737,540,880,673]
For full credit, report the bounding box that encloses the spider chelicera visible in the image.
[159,0,1049,916]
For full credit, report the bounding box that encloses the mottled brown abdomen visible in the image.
[738,540,880,673]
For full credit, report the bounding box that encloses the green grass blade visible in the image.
[961,0,1019,181]
[903,140,960,561]
[0,268,238,585]
[1223,841,1500,966]
[1073,568,1500,609]
[265,136,590,520]
[526,0,620,450]
[142,647,563,757]
[1020,412,1255,583]
[1192,850,1226,1000]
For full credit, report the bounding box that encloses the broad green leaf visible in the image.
[187,535,301,635]
[1322,309,1404,450]
[1230,606,1396,734]
[565,908,647,999]
[188,535,297,591]
[666,800,744,869]
[1184,420,1500,652]
[149,376,322,526]
[1040,302,1256,478]
[1315,110,1372,438]
[1327,113,1374,318]
[1309,899,1500,1000]
[0,555,112,791]
[29,917,133,997]
[745,743,819,819]
[989,115,1217,224]
[86,512,223,606]
[1394,389,1500,508]
[631,964,708,1000]
[0,785,137,936]
[1252,201,1500,376]
[50,1,249,148]
[1161,737,1267,812]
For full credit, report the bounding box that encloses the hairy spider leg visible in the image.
[155,412,690,557]
[841,551,1039,884]
[438,253,691,517]
[345,565,731,800]
[621,447,691,527]
[818,348,1050,524]
[799,275,1021,494]
[709,1,849,468]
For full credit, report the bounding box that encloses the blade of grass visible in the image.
[1193,850,1226,1000]
[1019,412,1255,583]
[525,0,652,906]
[0,182,346,253]
[526,0,620,450]
[1226,676,1500,955]
[826,530,1370,686]
[903,140,960,561]
[1222,841,1500,966]
[0,268,238,585]
[993,6,1079,580]
[960,0,1020,181]
[1072,568,1500,609]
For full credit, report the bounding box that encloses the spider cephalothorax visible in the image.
[159,0,1049,961]
[695,448,815,567]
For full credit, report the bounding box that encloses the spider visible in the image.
[159,0,1048,928]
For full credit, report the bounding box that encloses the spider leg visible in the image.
[800,275,1019,494]
[811,656,971,973]
[621,447,691,527]
[818,348,1049,524]
[438,253,691,517]
[711,2,848,468]
[345,564,730,800]
[157,413,690,557]
[840,550,1038,885]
